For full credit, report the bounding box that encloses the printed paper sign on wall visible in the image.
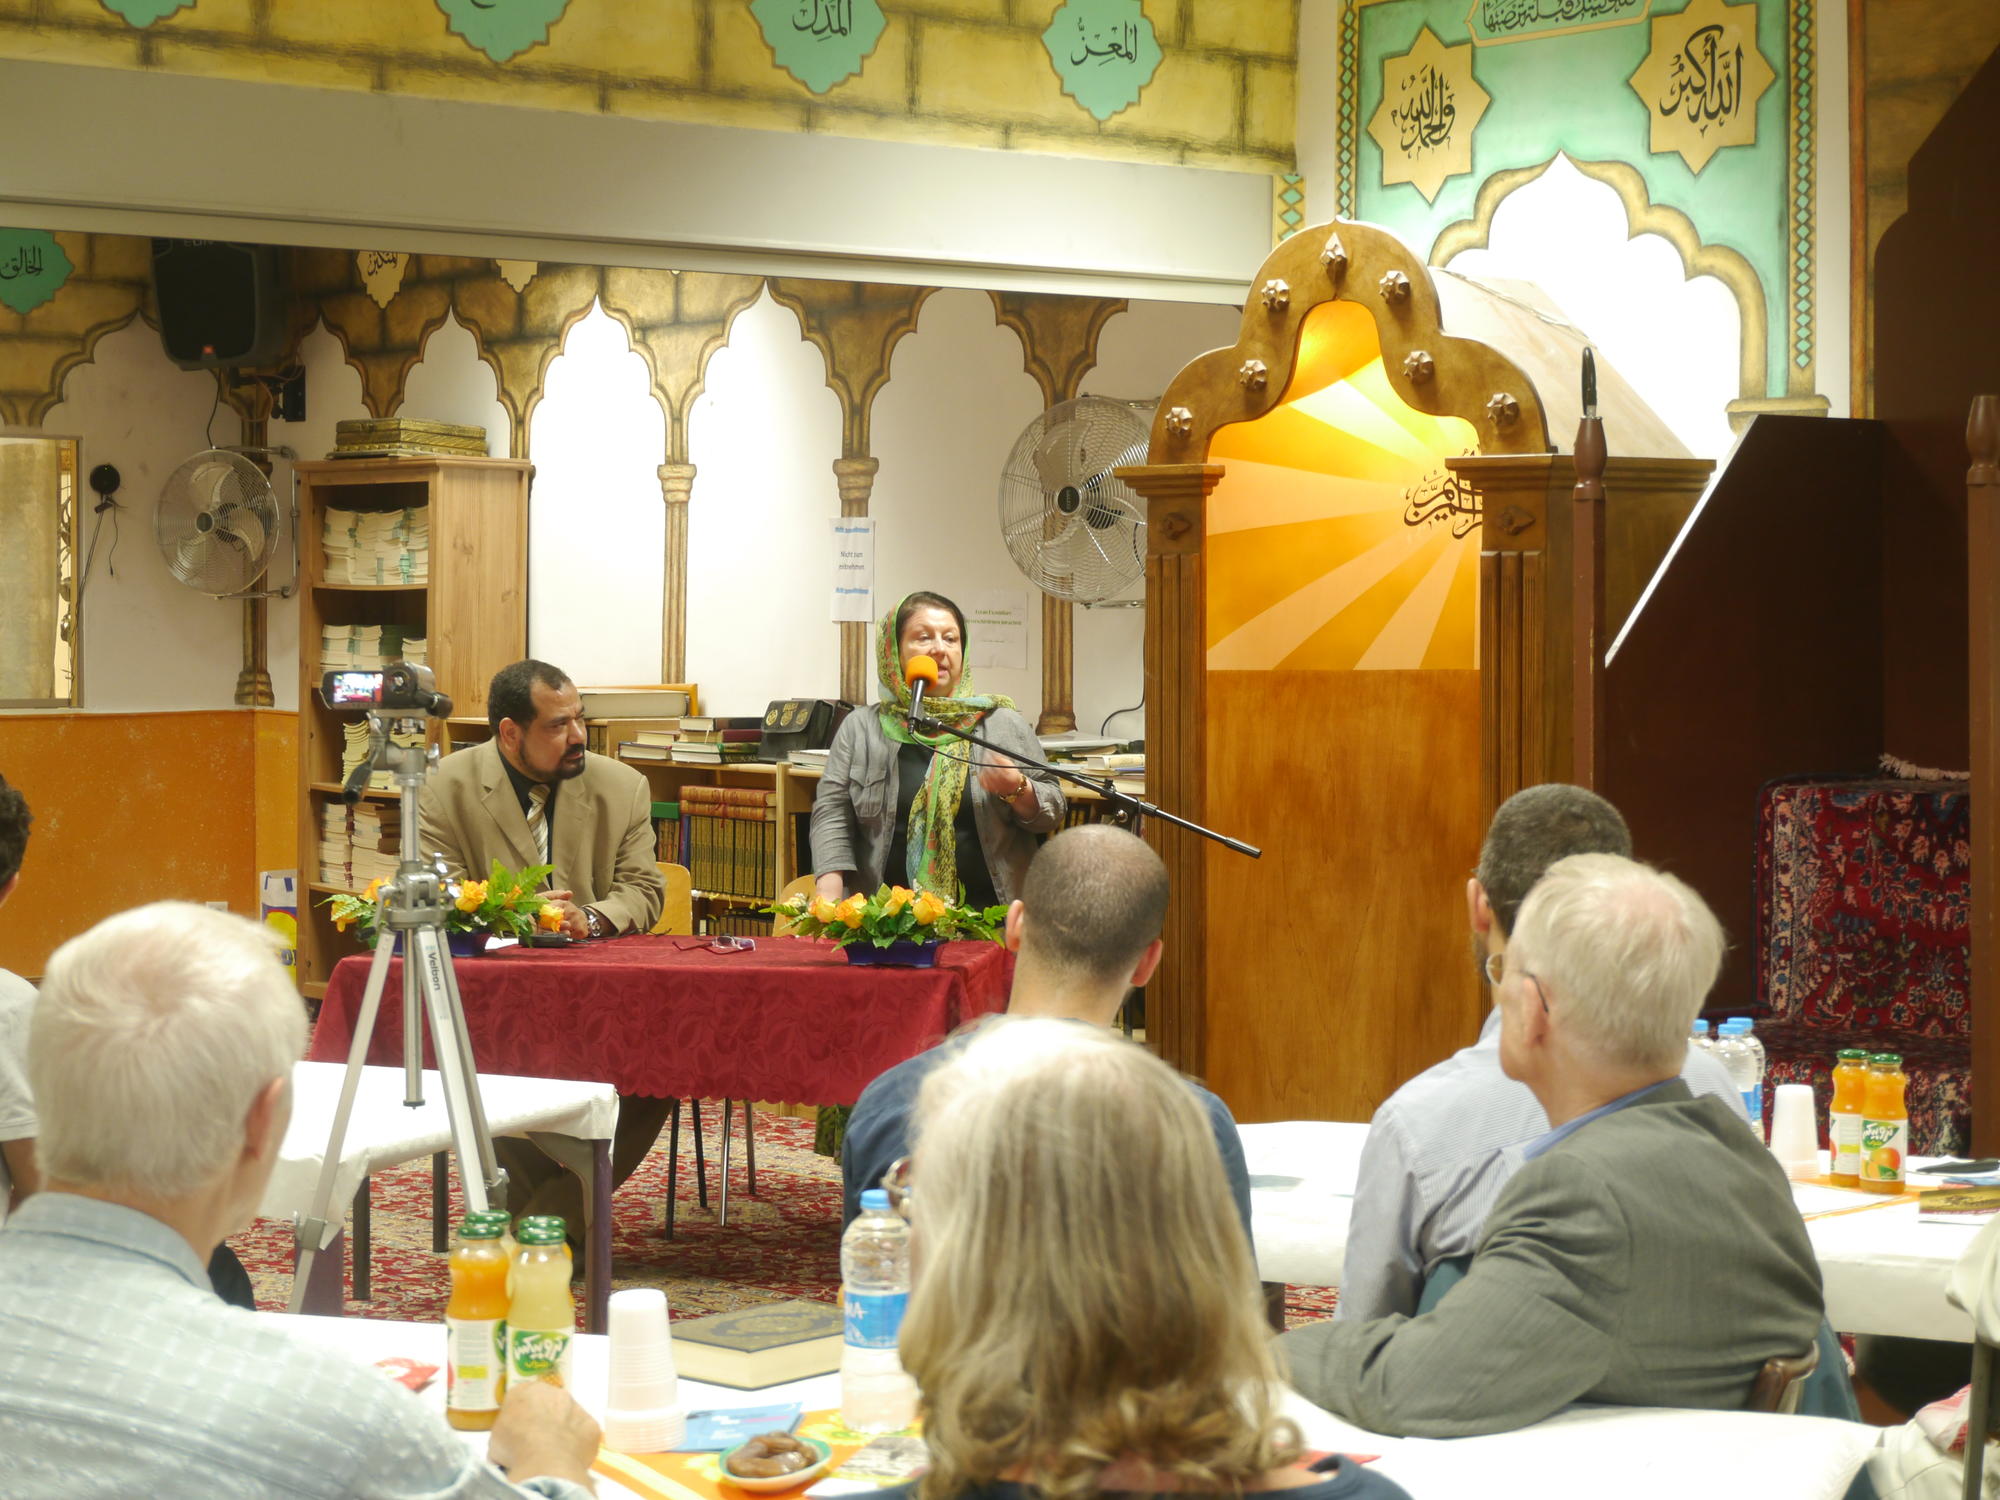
[0,231,73,316]
[1042,0,1163,122]
[751,0,888,94]
[1627,0,1774,172]
[436,0,573,64]
[1368,26,1489,203]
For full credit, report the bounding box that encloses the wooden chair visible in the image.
[1745,1342,1820,1415]
[771,874,816,935]
[649,862,694,936]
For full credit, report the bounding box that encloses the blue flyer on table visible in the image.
[676,1404,805,1451]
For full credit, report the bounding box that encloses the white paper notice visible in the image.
[831,518,875,622]
[966,588,1029,669]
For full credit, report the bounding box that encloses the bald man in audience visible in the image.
[0,903,601,1497]
[1337,783,1745,1324]
[1283,855,1823,1436]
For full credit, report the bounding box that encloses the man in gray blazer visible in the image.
[1283,853,1824,1437]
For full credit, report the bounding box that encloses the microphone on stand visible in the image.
[905,653,940,727]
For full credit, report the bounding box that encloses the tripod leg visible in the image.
[410,927,495,1219]
[288,927,397,1314]
[403,930,424,1107]
[433,935,504,1204]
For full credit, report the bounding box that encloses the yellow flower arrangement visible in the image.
[323,858,558,946]
[766,884,1007,952]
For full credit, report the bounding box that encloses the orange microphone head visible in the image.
[905,654,940,688]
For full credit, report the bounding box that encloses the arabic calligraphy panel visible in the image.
[357,252,411,310]
[1042,0,1164,123]
[435,0,574,65]
[98,0,197,26]
[1626,0,1774,173]
[750,0,888,95]
[0,231,73,317]
[1367,26,1490,204]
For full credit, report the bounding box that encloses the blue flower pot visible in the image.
[843,938,941,968]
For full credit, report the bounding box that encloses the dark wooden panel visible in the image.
[1604,417,1886,1015]
[1203,668,1483,1123]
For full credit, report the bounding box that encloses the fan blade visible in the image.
[171,532,214,584]
[213,505,266,560]
[1030,427,1075,495]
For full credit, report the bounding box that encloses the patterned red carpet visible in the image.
[233,1111,1337,1330]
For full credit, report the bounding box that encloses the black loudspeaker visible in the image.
[149,238,288,371]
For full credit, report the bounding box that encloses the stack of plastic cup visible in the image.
[603,1288,684,1454]
[1768,1083,1821,1182]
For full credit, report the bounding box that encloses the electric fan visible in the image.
[154,447,283,597]
[997,396,1153,606]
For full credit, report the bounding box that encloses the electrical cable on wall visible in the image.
[1101,696,1143,736]
[79,462,123,593]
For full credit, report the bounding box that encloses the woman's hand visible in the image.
[977,753,1036,811]
[816,872,846,903]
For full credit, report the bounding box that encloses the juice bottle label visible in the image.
[844,1290,908,1351]
[507,1326,574,1388]
[1861,1117,1908,1184]
[1831,1111,1863,1175]
[446,1316,506,1412]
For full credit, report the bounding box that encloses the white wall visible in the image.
[402,310,511,456]
[684,286,842,717]
[46,319,247,711]
[871,290,1046,718]
[1441,156,1742,461]
[526,302,666,685]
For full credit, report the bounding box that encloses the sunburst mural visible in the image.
[1206,300,1480,672]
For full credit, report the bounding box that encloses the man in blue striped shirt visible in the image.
[0,902,600,1499]
[1335,784,1745,1324]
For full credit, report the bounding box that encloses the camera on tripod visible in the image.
[319,663,453,718]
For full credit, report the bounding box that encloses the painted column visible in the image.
[658,462,697,682]
[833,456,880,704]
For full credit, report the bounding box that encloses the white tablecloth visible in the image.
[260,1313,1876,1500]
[259,1061,621,1223]
[1242,1120,1980,1341]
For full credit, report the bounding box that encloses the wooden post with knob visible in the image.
[1968,394,2000,1154]
[1570,349,1607,791]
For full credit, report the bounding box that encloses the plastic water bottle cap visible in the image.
[1691,1020,1709,1037]
[859,1188,890,1211]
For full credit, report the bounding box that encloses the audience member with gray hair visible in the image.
[1283,854,1824,1436]
[881,1017,1409,1500]
[840,823,1251,1239]
[1337,783,1744,1325]
[0,902,602,1499]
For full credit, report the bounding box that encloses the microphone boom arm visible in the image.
[909,709,1260,858]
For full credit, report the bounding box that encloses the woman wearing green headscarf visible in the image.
[811,591,1064,907]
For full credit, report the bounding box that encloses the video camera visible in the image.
[318,663,452,718]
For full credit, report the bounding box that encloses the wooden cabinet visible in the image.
[292,456,531,998]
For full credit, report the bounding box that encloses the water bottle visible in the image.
[1718,1019,1765,1140]
[1738,1018,1767,1122]
[1711,1022,1747,1118]
[840,1189,917,1433]
[1690,1018,1712,1053]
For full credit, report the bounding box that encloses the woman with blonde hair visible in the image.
[887,1018,1406,1500]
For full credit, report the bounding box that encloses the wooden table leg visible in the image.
[296,1228,348,1317]
[352,1176,372,1302]
[432,1150,450,1252]
[528,1130,614,1335]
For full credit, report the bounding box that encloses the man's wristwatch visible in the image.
[584,907,609,939]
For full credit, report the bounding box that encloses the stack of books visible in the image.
[340,718,425,791]
[678,785,777,899]
[330,417,487,460]
[787,746,831,771]
[348,804,401,885]
[322,506,430,585]
[321,623,393,678]
[614,728,680,761]
[671,716,763,765]
[317,803,352,887]
[579,687,692,720]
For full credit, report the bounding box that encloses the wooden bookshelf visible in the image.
[293,456,531,999]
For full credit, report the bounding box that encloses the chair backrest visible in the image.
[771,875,816,935]
[1745,1341,1820,1414]
[651,863,694,935]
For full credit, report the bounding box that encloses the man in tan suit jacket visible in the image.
[419,659,669,1235]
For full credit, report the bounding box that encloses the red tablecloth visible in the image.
[309,935,1015,1105]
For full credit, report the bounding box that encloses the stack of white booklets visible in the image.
[340,719,425,791]
[322,506,430,585]
[317,803,351,887]
[348,804,401,885]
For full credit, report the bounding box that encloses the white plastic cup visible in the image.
[605,1288,680,1448]
[1769,1083,1820,1181]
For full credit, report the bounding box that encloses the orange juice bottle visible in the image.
[1828,1049,1869,1186]
[445,1217,511,1430]
[1858,1052,1909,1195]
